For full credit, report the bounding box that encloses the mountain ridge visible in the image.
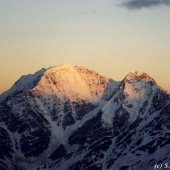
[1,64,118,103]
[0,64,170,170]
[1,64,164,102]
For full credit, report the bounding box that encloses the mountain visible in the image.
[0,68,46,103]
[0,64,169,170]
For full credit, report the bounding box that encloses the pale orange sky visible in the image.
[0,1,170,94]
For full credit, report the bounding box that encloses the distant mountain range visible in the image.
[0,64,170,170]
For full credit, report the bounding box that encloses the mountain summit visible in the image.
[0,64,117,103]
[0,64,169,170]
[31,64,117,103]
[124,71,156,84]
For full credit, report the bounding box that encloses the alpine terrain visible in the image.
[0,64,170,170]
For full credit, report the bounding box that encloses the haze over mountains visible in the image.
[0,64,170,170]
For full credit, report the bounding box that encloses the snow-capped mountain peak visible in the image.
[122,71,158,107]
[124,71,156,83]
[102,71,168,126]
[31,64,118,103]
[0,65,170,170]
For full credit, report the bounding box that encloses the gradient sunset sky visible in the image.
[0,0,170,93]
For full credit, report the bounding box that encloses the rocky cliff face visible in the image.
[0,64,169,170]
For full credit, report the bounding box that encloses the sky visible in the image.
[0,0,170,93]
